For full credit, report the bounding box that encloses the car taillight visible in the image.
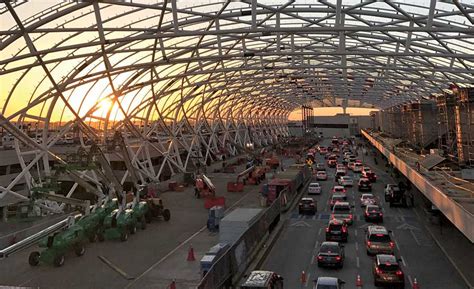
[342,227,347,233]
[379,213,383,216]
[365,212,369,216]
[317,256,323,260]
[367,241,372,247]
[390,241,395,248]
[335,256,341,261]
[375,267,381,275]
[396,270,403,276]
[326,227,330,232]
[349,214,353,219]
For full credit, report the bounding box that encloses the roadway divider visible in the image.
[197,190,282,289]
[198,173,311,289]
[361,129,474,243]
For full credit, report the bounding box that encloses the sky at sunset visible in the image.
[288,107,378,121]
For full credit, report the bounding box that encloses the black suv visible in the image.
[364,205,383,223]
[325,219,348,242]
[358,178,372,192]
[299,197,317,215]
[373,254,405,287]
[316,241,345,269]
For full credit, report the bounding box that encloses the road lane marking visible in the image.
[354,229,358,237]
[314,240,319,249]
[318,228,322,236]
[408,275,414,288]
[394,239,400,251]
[413,207,473,289]
[99,255,135,280]
[355,242,359,251]
[356,257,360,268]
[409,230,421,246]
[401,255,408,267]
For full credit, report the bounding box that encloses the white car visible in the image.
[332,186,347,197]
[308,182,322,195]
[360,193,377,207]
[316,171,328,180]
[338,176,354,187]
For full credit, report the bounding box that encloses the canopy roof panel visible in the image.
[1,0,473,124]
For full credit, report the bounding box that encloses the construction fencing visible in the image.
[197,190,283,289]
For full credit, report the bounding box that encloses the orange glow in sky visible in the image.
[288,107,378,121]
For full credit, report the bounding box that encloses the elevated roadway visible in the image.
[361,130,474,243]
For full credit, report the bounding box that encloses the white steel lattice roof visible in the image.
[1,0,474,124]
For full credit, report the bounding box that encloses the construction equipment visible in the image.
[247,166,267,185]
[195,174,216,198]
[100,206,137,242]
[0,217,72,259]
[99,190,144,242]
[28,215,87,267]
[227,166,254,192]
[77,198,118,242]
[144,198,170,222]
[137,184,170,222]
[265,156,280,169]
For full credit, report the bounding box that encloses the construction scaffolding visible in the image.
[383,106,403,138]
[454,84,474,167]
[436,90,458,162]
[379,100,438,151]
[400,104,411,141]
[406,100,438,150]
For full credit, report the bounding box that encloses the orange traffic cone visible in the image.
[187,245,196,261]
[169,279,176,289]
[413,278,420,289]
[356,274,363,287]
[300,271,306,284]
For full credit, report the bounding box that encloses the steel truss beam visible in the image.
[0,1,473,209]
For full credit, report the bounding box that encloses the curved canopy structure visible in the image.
[0,0,473,208]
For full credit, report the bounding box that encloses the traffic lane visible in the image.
[261,218,320,288]
[359,146,468,289]
[264,151,377,288]
[393,225,466,289]
[262,143,337,288]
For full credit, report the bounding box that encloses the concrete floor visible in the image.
[0,155,295,289]
[261,139,470,289]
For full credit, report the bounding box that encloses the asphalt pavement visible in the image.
[261,138,469,289]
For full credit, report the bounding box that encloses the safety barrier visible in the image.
[361,129,474,243]
[197,189,283,289]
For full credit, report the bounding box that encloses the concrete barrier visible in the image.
[361,130,474,243]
